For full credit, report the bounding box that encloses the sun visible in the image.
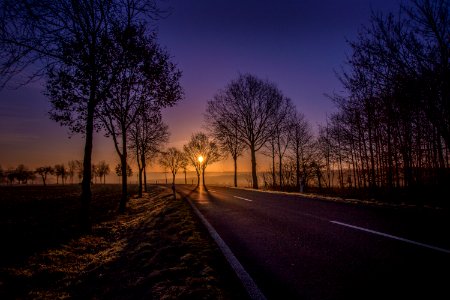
[198,155,204,163]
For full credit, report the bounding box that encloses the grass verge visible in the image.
[0,184,248,299]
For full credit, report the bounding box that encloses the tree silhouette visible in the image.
[96,161,110,184]
[180,154,189,185]
[289,111,314,192]
[0,0,164,231]
[129,109,169,197]
[183,132,221,186]
[269,98,295,189]
[206,74,285,189]
[91,164,99,184]
[205,104,246,187]
[159,147,184,198]
[14,164,34,184]
[5,168,15,185]
[97,24,182,212]
[35,166,54,186]
[67,160,77,184]
[74,160,83,184]
[54,164,67,185]
[329,0,450,196]
[115,163,133,178]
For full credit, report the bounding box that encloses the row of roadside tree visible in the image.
[0,0,183,230]
[203,0,450,202]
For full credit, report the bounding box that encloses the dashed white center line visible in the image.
[331,220,450,254]
[234,196,253,202]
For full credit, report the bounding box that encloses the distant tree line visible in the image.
[0,161,113,186]
[0,164,36,185]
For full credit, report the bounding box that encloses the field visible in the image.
[0,184,247,299]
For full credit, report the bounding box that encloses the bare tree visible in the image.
[180,154,189,184]
[5,168,15,185]
[98,24,182,213]
[67,160,77,184]
[115,163,133,178]
[159,147,184,198]
[206,74,285,188]
[35,166,54,186]
[14,164,34,184]
[263,136,278,188]
[272,98,295,190]
[0,0,165,231]
[74,160,83,184]
[129,109,170,197]
[329,0,450,200]
[261,98,296,190]
[289,111,314,192]
[205,105,246,187]
[54,164,67,185]
[96,161,110,184]
[183,132,221,186]
[91,164,99,184]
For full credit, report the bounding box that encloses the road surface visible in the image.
[175,184,450,300]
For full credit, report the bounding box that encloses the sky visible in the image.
[0,0,401,174]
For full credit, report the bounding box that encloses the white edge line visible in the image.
[330,220,450,254]
[234,196,253,202]
[184,195,267,300]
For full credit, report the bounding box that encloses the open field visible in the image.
[0,184,247,299]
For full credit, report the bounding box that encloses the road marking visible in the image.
[234,196,253,202]
[184,196,266,300]
[330,220,450,254]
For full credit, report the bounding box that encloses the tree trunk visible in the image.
[233,155,238,187]
[138,167,143,198]
[296,148,300,191]
[278,152,283,190]
[250,144,258,189]
[80,100,95,232]
[202,167,206,186]
[172,173,176,199]
[137,151,143,198]
[119,129,128,213]
[271,142,276,188]
[143,159,147,192]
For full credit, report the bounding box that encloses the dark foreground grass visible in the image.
[0,184,248,299]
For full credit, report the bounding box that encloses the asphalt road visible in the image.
[175,184,450,300]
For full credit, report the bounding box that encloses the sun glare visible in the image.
[198,155,204,163]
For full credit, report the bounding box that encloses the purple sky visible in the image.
[0,0,401,172]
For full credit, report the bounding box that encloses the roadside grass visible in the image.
[0,184,247,299]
